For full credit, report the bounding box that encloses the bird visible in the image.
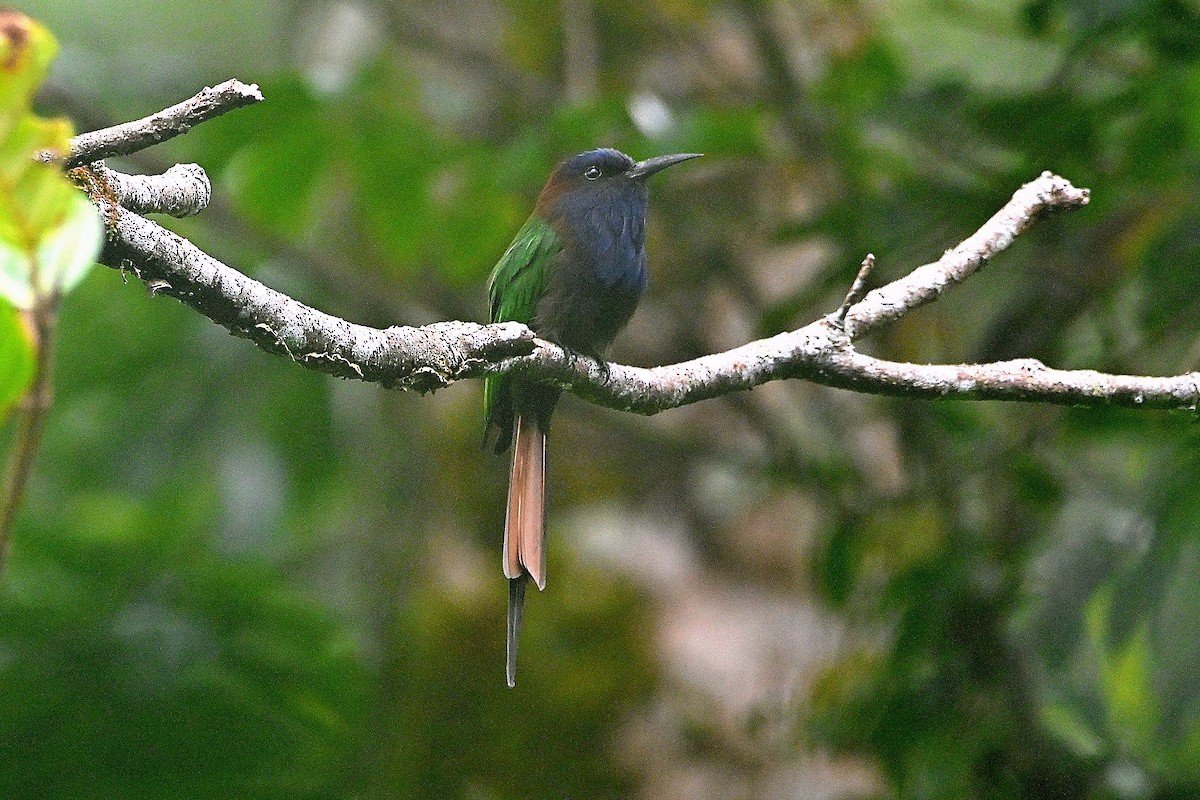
[484,148,700,687]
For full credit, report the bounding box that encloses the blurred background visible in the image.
[4,0,1200,797]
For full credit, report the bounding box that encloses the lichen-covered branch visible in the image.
[98,202,536,392]
[816,351,1200,410]
[842,172,1090,338]
[57,79,262,168]
[495,320,1200,415]
[79,79,1200,417]
[92,188,1200,416]
[77,163,211,217]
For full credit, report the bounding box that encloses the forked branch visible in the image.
[70,80,1200,415]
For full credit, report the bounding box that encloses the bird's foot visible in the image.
[593,354,611,383]
[563,347,610,382]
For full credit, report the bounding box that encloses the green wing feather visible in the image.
[484,214,561,449]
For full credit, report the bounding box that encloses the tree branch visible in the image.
[54,78,262,168]
[812,351,1200,411]
[78,80,1200,416]
[96,199,536,391]
[842,171,1089,338]
[76,162,211,217]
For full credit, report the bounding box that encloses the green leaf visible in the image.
[0,12,101,309]
[0,300,33,416]
[0,12,57,145]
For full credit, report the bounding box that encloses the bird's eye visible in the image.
[584,166,602,180]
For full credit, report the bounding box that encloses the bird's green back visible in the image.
[484,214,562,440]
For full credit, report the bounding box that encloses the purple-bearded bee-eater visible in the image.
[484,148,701,686]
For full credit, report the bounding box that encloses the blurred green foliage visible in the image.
[1,0,1199,797]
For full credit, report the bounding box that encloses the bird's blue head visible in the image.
[535,148,700,213]
[536,148,700,290]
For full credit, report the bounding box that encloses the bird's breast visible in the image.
[569,193,648,293]
[535,185,651,352]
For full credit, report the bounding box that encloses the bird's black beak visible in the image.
[625,152,702,180]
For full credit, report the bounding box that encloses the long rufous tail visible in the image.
[504,412,546,687]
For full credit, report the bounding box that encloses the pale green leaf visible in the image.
[37,190,101,296]
[0,300,32,416]
[0,235,32,308]
[0,13,100,307]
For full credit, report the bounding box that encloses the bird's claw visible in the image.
[594,356,610,383]
[562,347,610,382]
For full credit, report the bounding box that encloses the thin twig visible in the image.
[835,253,875,327]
